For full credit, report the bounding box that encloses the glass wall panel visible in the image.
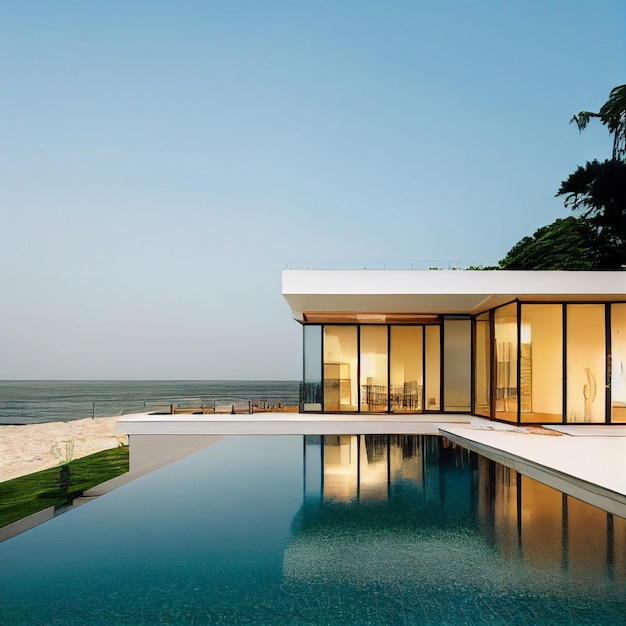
[611,304,626,423]
[520,305,563,423]
[323,326,358,412]
[443,319,471,411]
[303,325,322,411]
[566,305,606,423]
[474,313,491,417]
[360,326,388,412]
[495,303,518,422]
[424,325,441,411]
[390,326,423,412]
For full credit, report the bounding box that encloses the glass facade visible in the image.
[360,326,388,412]
[424,326,441,411]
[390,326,423,412]
[566,305,606,423]
[302,300,625,423]
[314,323,443,414]
[520,305,563,423]
[474,312,491,418]
[611,304,626,423]
[323,326,358,412]
[302,325,322,411]
[443,318,471,412]
[494,304,518,422]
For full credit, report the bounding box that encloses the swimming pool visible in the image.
[1,435,625,624]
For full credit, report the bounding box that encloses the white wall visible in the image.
[128,434,222,473]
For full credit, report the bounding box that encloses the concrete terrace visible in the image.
[116,413,626,519]
[116,412,470,436]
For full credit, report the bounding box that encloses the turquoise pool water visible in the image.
[1,435,625,625]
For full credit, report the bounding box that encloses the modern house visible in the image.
[282,269,626,425]
[110,268,626,521]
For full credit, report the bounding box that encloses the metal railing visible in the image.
[284,260,489,270]
[0,397,300,424]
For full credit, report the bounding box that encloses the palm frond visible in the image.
[572,85,626,159]
[570,111,598,132]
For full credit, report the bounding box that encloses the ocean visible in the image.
[0,380,300,425]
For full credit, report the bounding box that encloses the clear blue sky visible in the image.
[0,1,623,380]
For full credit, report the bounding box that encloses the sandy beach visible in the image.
[0,416,128,483]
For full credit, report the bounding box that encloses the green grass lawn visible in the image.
[0,446,129,528]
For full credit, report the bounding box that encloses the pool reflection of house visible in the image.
[285,435,626,586]
[282,269,626,425]
[303,434,470,506]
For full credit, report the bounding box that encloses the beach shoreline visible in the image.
[0,415,128,483]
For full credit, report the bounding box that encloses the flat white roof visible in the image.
[282,269,626,319]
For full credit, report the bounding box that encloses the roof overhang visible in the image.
[282,270,626,321]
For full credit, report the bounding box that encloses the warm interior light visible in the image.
[303,312,439,324]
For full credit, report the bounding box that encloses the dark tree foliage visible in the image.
[499,217,602,270]
[495,86,626,271]
[556,159,626,267]
[551,84,626,269]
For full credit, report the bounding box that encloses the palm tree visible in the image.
[558,85,626,268]
[571,84,626,161]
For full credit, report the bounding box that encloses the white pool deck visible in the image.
[116,412,626,518]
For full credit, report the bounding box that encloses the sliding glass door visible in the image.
[360,326,388,412]
[323,326,358,412]
[316,324,443,413]
[390,326,423,412]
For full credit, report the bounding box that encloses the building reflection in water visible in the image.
[480,455,626,581]
[297,435,626,582]
[304,434,472,507]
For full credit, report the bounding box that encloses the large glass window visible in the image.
[390,326,423,412]
[443,319,471,411]
[520,305,563,423]
[566,305,606,423]
[323,326,358,412]
[474,312,491,418]
[495,303,518,422]
[303,325,322,411]
[425,326,441,411]
[612,304,626,423]
[360,326,388,412]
